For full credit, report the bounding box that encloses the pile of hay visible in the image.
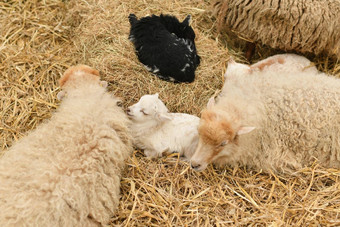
[1,0,339,226]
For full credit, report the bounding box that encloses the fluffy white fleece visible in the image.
[127,93,199,159]
[0,65,132,226]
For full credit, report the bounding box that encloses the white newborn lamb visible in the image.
[127,93,199,159]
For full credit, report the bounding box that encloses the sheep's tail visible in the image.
[128,14,138,25]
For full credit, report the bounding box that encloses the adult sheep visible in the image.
[0,65,132,226]
[213,0,340,60]
[190,54,340,173]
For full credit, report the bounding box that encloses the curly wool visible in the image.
[219,63,340,173]
[0,66,132,226]
[213,0,340,59]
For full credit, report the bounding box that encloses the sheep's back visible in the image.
[214,0,340,59]
[0,89,132,226]
[254,71,340,169]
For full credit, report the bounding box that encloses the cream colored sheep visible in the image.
[191,54,340,173]
[0,65,132,226]
[213,0,340,59]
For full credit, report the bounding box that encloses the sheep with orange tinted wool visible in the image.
[191,54,340,173]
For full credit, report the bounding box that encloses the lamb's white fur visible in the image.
[127,93,199,159]
[191,54,340,173]
[0,65,132,226]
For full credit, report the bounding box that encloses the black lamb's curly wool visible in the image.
[128,14,201,83]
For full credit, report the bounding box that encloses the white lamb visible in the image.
[190,54,340,173]
[127,93,199,159]
[0,65,132,226]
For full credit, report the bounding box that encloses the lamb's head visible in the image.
[127,93,171,123]
[179,15,196,41]
[162,14,196,41]
[190,99,255,172]
[224,58,252,79]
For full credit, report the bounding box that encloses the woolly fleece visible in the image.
[213,0,340,59]
[0,65,132,226]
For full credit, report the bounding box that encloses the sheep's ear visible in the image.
[154,93,159,98]
[116,100,123,107]
[57,90,66,100]
[100,81,108,88]
[237,126,256,135]
[207,97,215,109]
[182,15,191,26]
[157,113,171,121]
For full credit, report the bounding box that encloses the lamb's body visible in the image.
[128,14,200,83]
[127,94,199,159]
[0,65,132,226]
[213,0,340,59]
[132,113,199,158]
[191,56,340,173]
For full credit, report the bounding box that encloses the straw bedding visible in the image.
[0,0,339,226]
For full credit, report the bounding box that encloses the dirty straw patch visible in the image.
[1,0,340,226]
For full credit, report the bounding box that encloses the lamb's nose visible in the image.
[191,163,201,170]
[126,108,131,113]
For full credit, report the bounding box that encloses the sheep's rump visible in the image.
[213,0,340,59]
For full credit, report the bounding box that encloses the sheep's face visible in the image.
[190,109,255,172]
[127,93,170,123]
[224,58,252,79]
[60,65,100,88]
[190,110,236,171]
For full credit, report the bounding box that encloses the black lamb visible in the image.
[128,14,201,83]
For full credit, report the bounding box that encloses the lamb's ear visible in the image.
[207,96,215,109]
[237,126,256,135]
[154,93,159,98]
[182,15,191,26]
[157,113,172,121]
